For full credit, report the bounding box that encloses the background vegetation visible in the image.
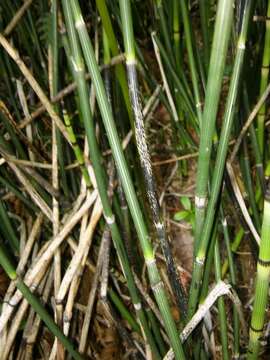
[0,0,270,359]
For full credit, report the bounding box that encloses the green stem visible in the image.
[119,0,187,319]
[69,0,185,357]
[221,210,240,357]
[257,0,270,155]
[248,187,270,358]
[62,1,161,357]
[194,0,234,252]
[95,0,133,123]
[189,0,252,318]
[179,0,203,125]
[214,238,230,360]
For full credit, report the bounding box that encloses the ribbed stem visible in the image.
[179,0,203,125]
[119,0,187,318]
[62,1,161,357]
[257,0,270,155]
[155,0,175,65]
[61,105,91,188]
[194,0,234,250]
[222,210,240,357]
[152,33,197,129]
[125,60,187,316]
[199,0,210,70]
[49,0,69,198]
[214,238,229,360]
[172,0,181,74]
[189,0,252,318]
[70,0,185,357]
[0,199,19,253]
[95,0,133,123]
[248,188,270,358]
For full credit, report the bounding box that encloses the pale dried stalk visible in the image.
[6,162,53,221]
[164,281,232,360]
[60,200,90,337]
[2,255,50,360]
[67,237,95,273]
[0,190,97,333]
[0,156,52,169]
[62,235,98,337]
[230,81,270,162]
[4,0,33,36]
[0,34,71,144]
[56,196,102,304]
[22,166,59,198]
[52,111,62,360]
[26,190,97,285]
[0,100,45,161]
[79,227,110,353]
[16,79,35,161]
[152,33,179,123]
[0,213,43,347]
[100,232,111,300]
[48,33,62,354]
[18,54,125,130]
[49,199,90,350]
[17,213,43,275]
[1,299,28,359]
[226,162,260,244]
[143,85,162,119]
[50,137,92,346]
[51,94,99,347]
[63,275,81,336]
[23,268,54,360]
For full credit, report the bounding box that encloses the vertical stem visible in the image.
[119,0,187,317]
[189,0,252,318]
[248,187,270,359]
[155,0,175,65]
[61,1,161,357]
[222,211,240,357]
[199,0,210,70]
[179,0,203,125]
[70,0,186,357]
[214,238,230,360]
[49,2,63,357]
[194,0,234,252]
[172,0,181,74]
[257,0,270,155]
[95,0,133,123]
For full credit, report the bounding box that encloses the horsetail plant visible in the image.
[61,104,91,188]
[118,0,187,318]
[69,0,186,357]
[193,0,234,253]
[95,0,133,123]
[179,0,203,125]
[222,210,240,357]
[61,0,161,357]
[188,0,253,318]
[48,4,64,357]
[248,185,270,359]
[2,1,270,358]
[257,0,270,155]
[214,239,229,360]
